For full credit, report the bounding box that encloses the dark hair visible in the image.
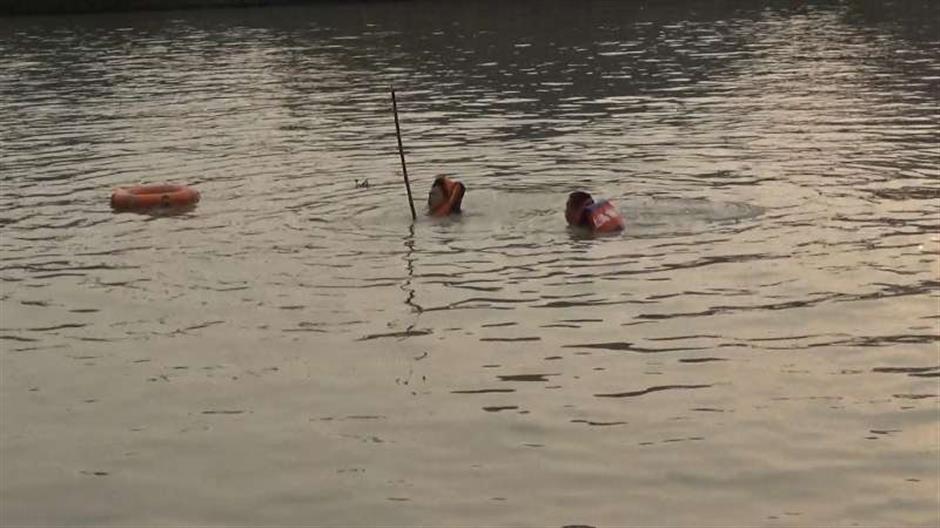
[568,191,593,207]
[566,191,594,226]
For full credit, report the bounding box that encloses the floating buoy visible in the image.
[110,184,200,211]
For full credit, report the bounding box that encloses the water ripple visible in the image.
[1,2,937,526]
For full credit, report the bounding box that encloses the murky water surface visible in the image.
[1,1,938,526]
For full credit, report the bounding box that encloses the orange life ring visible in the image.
[428,176,466,217]
[110,184,200,211]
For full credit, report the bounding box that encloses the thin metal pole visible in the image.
[391,87,417,221]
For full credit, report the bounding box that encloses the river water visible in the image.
[1,1,938,526]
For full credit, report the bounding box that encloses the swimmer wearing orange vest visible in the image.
[565,191,625,232]
[428,175,466,217]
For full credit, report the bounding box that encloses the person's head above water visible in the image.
[566,190,625,233]
[428,175,466,217]
[565,191,595,226]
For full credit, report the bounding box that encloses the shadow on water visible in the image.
[112,204,200,218]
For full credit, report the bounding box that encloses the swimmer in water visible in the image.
[565,191,625,233]
[428,175,466,217]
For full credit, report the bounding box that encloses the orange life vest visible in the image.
[583,200,625,232]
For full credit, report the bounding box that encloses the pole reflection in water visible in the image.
[401,221,424,332]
